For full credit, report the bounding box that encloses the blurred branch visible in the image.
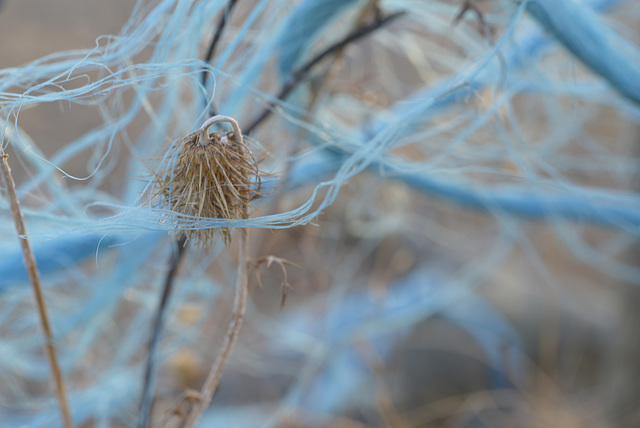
[305,0,382,114]
[203,0,240,113]
[202,0,239,85]
[244,10,405,135]
[138,234,188,428]
[453,0,495,38]
[0,150,74,428]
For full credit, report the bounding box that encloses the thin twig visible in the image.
[453,0,494,39]
[0,150,75,428]
[202,0,240,114]
[138,234,188,428]
[202,0,238,87]
[181,225,248,428]
[252,256,299,309]
[244,10,405,135]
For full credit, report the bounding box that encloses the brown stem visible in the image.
[181,226,248,428]
[0,150,74,428]
[138,234,188,428]
[202,0,240,115]
[202,0,239,88]
[244,10,404,135]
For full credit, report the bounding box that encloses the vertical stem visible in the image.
[0,150,74,428]
[181,227,248,428]
[138,234,188,428]
[201,0,239,88]
[202,0,240,115]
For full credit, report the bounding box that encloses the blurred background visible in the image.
[0,0,639,427]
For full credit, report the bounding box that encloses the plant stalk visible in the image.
[181,226,248,428]
[138,234,188,428]
[0,150,74,428]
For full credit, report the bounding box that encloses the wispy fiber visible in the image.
[0,0,639,426]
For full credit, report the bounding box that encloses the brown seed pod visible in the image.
[157,116,262,247]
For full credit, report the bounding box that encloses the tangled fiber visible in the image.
[0,0,639,427]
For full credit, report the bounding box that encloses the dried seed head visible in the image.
[157,116,262,247]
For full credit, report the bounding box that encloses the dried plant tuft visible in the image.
[157,116,263,247]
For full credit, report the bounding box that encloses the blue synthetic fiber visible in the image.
[0,233,165,379]
[215,0,288,114]
[373,0,626,134]
[443,293,525,389]
[277,0,363,77]
[340,0,639,228]
[0,233,121,291]
[0,0,630,315]
[268,0,640,234]
[242,232,516,428]
[11,369,139,428]
[293,267,523,413]
[526,0,640,104]
[198,405,270,427]
[0,0,639,426]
